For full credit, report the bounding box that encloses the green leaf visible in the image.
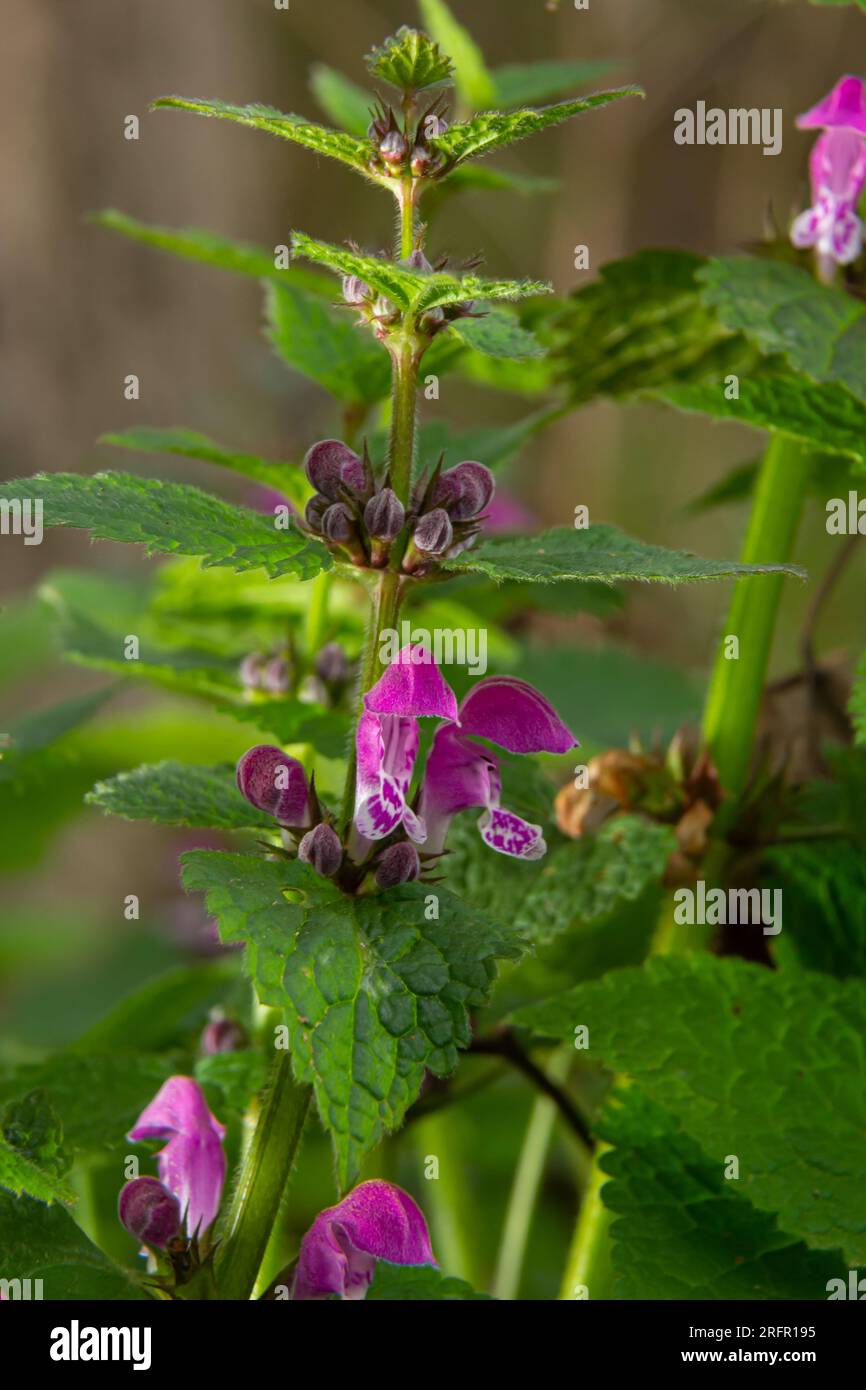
[264,281,391,404]
[289,231,550,313]
[100,426,309,507]
[654,367,866,471]
[442,164,558,197]
[0,688,115,785]
[91,209,333,295]
[417,0,497,109]
[451,306,544,360]
[1,1090,75,1207]
[72,960,241,1055]
[367,1261,491,1300]
[153,97,372,179]
[195,1051,267,1115]
[309,64,372,138]
[515,955,866,1264]
[515,817,677,945]
[852,651,866,745]
[600,1089,847,1300]
[699,256,866,405]
[685,458,760,513]
[0,472,328,580]
[181,851,521,1186]
[0,1192,149,1299]
[87,762,274,830]
[445,523,805,585]
[365,26,454,92]
[430,88,643,167]
[492,60,617,108]
[377,409,553,475]
[764,841,866,980]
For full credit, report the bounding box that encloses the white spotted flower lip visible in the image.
[791,128,866,266]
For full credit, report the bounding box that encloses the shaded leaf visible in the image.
[367,1260,491,1299]
[493,59,617,108]
[100,426,309,506]
[86,762,274,830]
[264,281,391,404]
[417,0,496,109]
[0,1193,148,1299]
[452,306,545,360]
[309,64,372,138]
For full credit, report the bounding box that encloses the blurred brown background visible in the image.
[1,0,864,1030]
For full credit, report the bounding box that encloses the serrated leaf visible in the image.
[100,426,310,506]
[264,281,391,404]
[600,1089,847,1300]
[764,841,866,980]
[289,231,550,314]
[367,1261,491,1299]
[430,88,643,167]
[515,955,866,1264]
[153,97,372,178]
[445,523,805,585]
[417,0,496,109]
[699,256,866,405]
[309,64,373,138]
[0,1193,149,1299]
[0,1117,76,1207]
[181,851,521,1186]
[366,26,454,92]
[87,762,273,830]
[451,306,544,360]
[655,367,866,471]
[91,210,333,295]
[0,472,328,580]
[0,1055,177,1155]
[492,59,617,108]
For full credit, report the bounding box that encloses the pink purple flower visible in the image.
[293,1180,434,1300]
[791,128,866,266]
[128,1076,226,1239]
[797,76,866,136]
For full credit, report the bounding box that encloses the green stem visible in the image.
[338,567,404,827]
[492,1045,573,1301]
[398,180,416,260]
[414,1110,485,1290]
[558,1140,614,1300]
[702,434,812,808]
[304,571,331,658]
[215,1050,311,1300]
[387,338,419,508]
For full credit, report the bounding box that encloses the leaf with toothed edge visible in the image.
[86,763,276,830]
[430,88,644,167]
[181,850,522,1187]
[100,426,310,507]
[365,27,454,92]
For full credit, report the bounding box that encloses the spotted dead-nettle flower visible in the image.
[292,1180,434,1300]
[127,1076,226,1239]
[793,76,866,272]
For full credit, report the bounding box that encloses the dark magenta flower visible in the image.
[293,1180,434,1300]
[797,75,866,135]
[791,129,866,266]
[303,439,368,500]
[419,675,578,859]
[118,1176,182,1249]
[350,644,458,856]
[236,745,311,826]
[128,1077,226,1239]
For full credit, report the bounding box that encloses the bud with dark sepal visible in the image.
[200,1014,246,1056]
[118,1176,182,1250]
[303,439,367,501]
[304,493,330,534]
[413,508,453,555]
[433,461,495,521]
[297,822,343,877]
[322,502,355,544]
[364,486,406,565]
[375,841,421,888]
[236,744,311,826]
[379,129,408,170]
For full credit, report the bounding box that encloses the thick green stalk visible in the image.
[558,1141,614,1300]
[215,1050,311,1300]
[304,571,331,657]
[387,337,419,508]
[702,434,812,806]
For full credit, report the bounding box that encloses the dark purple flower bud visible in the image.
[342,274,371,306]
[304,493,330,533]
[239,652,265,690]
[303,440,366,500]
[315,642,351,685]
[433,461,495,521]
[118,1176,181,1250]
[298,822,343,877]
[375,841,421,888]
[413,508,453,555]
[322,502,355,544]
[379,130,408,166]
[402,249,434,274]
[200,1016,245,1055]
[262,656,291,695]
[364,487,405,541]
[410,145,432,177]
[236,745,311,825]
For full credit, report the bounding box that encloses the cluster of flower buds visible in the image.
[366,95,449,183]
[236,744,344,881]
[341,248,481,344]
[302,436,495,576]
[239,647,291,696]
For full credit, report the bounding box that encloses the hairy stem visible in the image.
[702,434,812,809]
[338,567,403,828]
[304,571,331,658]
[215,1049,311,1301]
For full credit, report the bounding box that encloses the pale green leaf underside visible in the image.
[290,231,550,314]
[445,524,805,585]
[516,955,866,1264]
[264,281,391,404]
[153,97,372,177]
[0,472,328,580]
[100,426,310,506]
[181,850,520,1186]
[431,88,643,166]
[87,762,275,830]
[452,306,545,360]
[601,1089,847,1301]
